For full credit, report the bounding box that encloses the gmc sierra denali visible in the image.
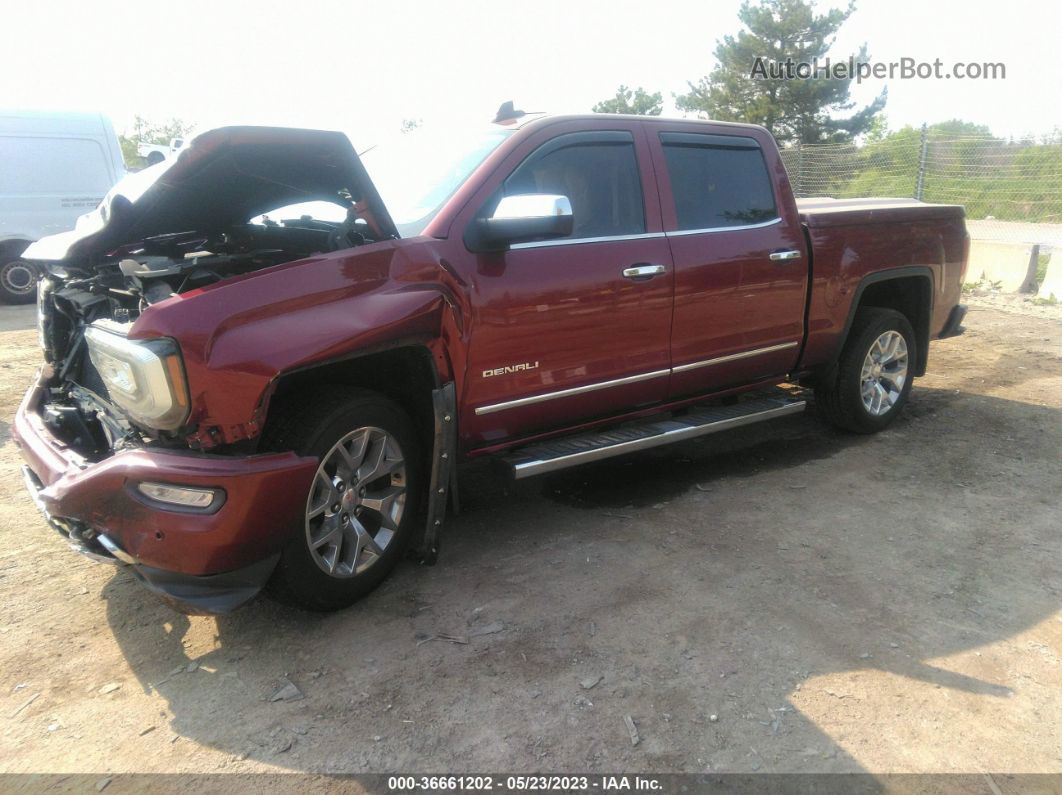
[13,110,969,613]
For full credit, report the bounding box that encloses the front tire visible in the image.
[815,307,916,433]
[261,388,422,611]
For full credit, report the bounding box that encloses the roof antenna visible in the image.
[493,101,526,125]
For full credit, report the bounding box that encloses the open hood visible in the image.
[25,126,398,264]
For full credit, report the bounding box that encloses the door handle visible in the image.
[622,264,667,279]
[769,250,802,261]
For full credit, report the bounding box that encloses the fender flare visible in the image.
[411,381,458,565]
[256,337,443,409]
[254,341,460,566]
[835,266,934,377]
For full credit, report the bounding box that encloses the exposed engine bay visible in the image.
[25,124,397,460]
[36,212,376,458]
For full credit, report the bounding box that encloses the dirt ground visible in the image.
[0,300,1059,777]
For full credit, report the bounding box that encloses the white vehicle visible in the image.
[0,111,125,302]
[137,137,185,166]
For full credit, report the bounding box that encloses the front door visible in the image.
[458,123,674,449]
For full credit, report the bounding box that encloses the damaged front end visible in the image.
[32,225,330,459]
[30,124,397,456]
[14,125,394,612]
[20,268,321,612]
[36,274,189,461]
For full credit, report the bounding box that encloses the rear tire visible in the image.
[261,388,422,611]
[0,259,39,304]
[815,307,916,434]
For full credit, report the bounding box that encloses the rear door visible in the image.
[648,126,808,398]
[454,121,675,449]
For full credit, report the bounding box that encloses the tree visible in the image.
[675,0,885,145]
[592,85,663,116]
[118,116,197,169]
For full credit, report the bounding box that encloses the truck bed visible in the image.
[795,196,968,374]
[797,197,965,228]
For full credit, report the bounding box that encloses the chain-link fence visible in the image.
[778,128,1062,251]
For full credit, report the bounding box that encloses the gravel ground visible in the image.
[0,303,1059,776]
[965,290,1062,321]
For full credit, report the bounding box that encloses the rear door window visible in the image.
[660,133,777,231]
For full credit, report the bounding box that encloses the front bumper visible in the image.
[12,374,318,613]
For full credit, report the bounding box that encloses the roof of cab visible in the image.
[497,112,769,136]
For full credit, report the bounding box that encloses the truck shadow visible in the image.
[101,386,1060,774]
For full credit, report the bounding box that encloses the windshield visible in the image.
[359,127,511,237]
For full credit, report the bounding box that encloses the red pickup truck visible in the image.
[13,111,968,613]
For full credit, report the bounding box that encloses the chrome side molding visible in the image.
[475,341,802,416]
[671,341,799,374]
[511,231,666,250]
[474,369,670,416]
[666,217,782,237]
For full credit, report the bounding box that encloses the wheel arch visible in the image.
[260,343,443,457]
[838,267,933,377]
[256,342,456,566]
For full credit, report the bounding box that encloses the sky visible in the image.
[3,0,1059,146]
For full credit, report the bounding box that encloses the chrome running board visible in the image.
[501,395,806,479]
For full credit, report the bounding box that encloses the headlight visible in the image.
[37,278,55,362]
[84,321,190,431]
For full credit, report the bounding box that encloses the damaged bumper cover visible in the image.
[12,374,317,614]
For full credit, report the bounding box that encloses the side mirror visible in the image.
[468,194,573,252]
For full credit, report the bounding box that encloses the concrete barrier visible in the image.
[1038,255,1061,302]
[967,240,1039,293]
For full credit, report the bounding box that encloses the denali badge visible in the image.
[482,361,540,378]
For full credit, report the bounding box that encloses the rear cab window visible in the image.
[659,132,777,231]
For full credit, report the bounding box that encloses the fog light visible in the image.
[136,482,218,509]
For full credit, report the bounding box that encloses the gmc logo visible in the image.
[482,361,540,378]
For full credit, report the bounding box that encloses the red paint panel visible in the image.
[459,236,675,446]
[129,240,451,444]
[665,223,807,395]
[439,118,674,448]
[797,212,967,369]
[644,120,807,396]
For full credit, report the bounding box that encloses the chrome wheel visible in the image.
[305,426,406,578]
[860,330,909,416]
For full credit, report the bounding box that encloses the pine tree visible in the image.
[676,0,885,145]
[592,86,664,116]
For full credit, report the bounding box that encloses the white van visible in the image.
[0,111,125,302]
